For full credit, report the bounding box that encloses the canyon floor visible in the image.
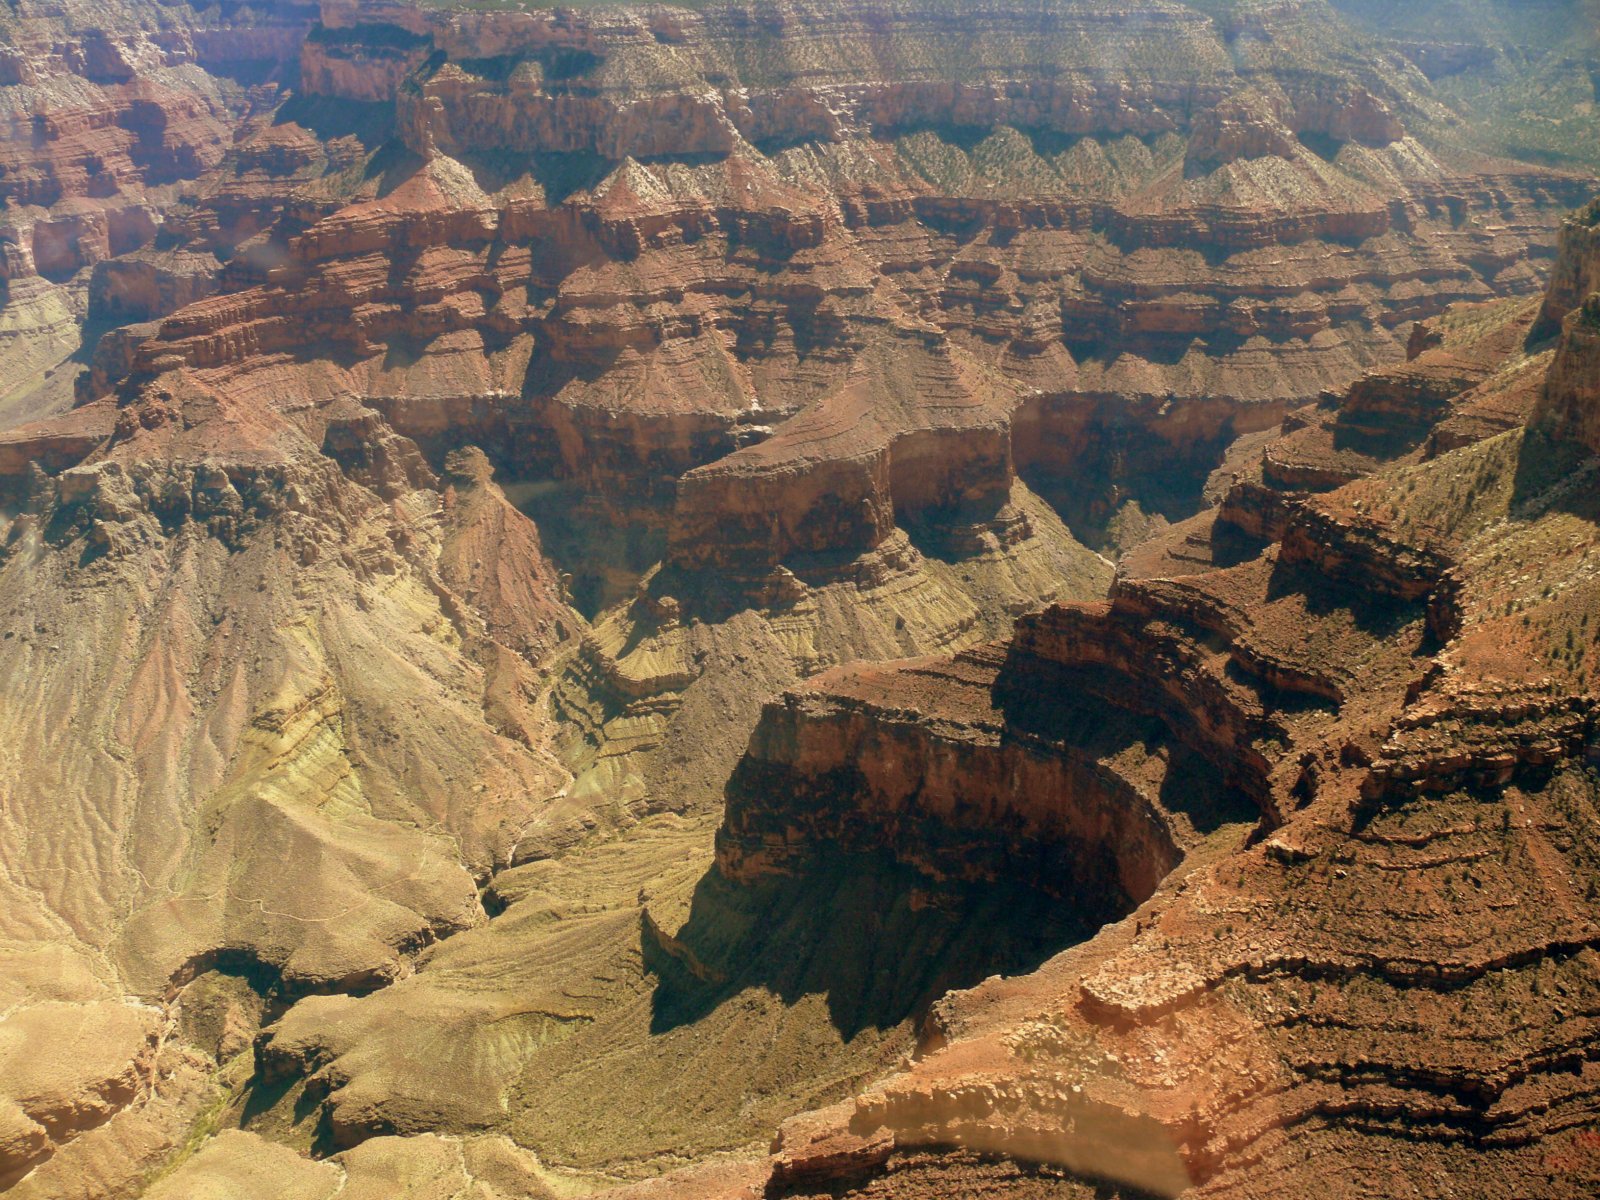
[3,1,1600,1197]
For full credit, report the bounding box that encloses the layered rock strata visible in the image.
[688,189,1600,1199]
[2,3,1600,1197]
[0,0,317,422]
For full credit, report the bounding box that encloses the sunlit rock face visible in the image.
[2,2,1600,1198]
[722,180,1600,1200]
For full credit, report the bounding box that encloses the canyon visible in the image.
[707,194,1600,1200]
[1,1,1599,1197]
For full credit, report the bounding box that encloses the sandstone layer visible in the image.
[0,0,319,424]
[683,174,1600,1199]
[1,2,1600,1198]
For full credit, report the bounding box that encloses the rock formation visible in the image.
[689,167,1600,1200]
[1,1,1599,1197]
[0,0,318,425]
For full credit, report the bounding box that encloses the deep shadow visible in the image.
[1330,419,1427,459]
[1263,556,1426,641]
[1509,428,1600,524]
[1022,126,1080,158]
[1348,761,1558,837]
[453,46,602,83]
[491,150,614,206]
[1207,518,1273,569]
[1155,740,1254,835]
[47,313,119,382]
[510,477,670,620]
[1019,457,1219,554]
[1296,130,1346,162]
[1011,390,1254,553]
[874,121,994,152]
[647,849,1099,1041]
[238,1069,298,1128]
[753,132,829,156]
[994,664,1260,836]
[238,1069,341,1158]
[273,93,395,151]
[368,142,429,199]
[764,1144,1171,1200]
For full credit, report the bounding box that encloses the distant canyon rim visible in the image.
[2,1,1600,1198]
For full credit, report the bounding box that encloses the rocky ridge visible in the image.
[7,0,1587,831]
[0,0,319,425]
[1,1,1600,1196]
[687,173,1600,1199]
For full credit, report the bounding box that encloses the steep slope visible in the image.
[22,0,1590,825]
[1,2,1599,1197]
[0,375,587,1189]
[1331,0,1600,171]
[684,190,1600,1199]
[0,0,318,424]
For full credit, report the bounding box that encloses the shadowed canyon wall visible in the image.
[2,2,1600,1197]
[711,171,1600,1200]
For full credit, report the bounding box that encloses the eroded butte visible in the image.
[1,1,1600,1198]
